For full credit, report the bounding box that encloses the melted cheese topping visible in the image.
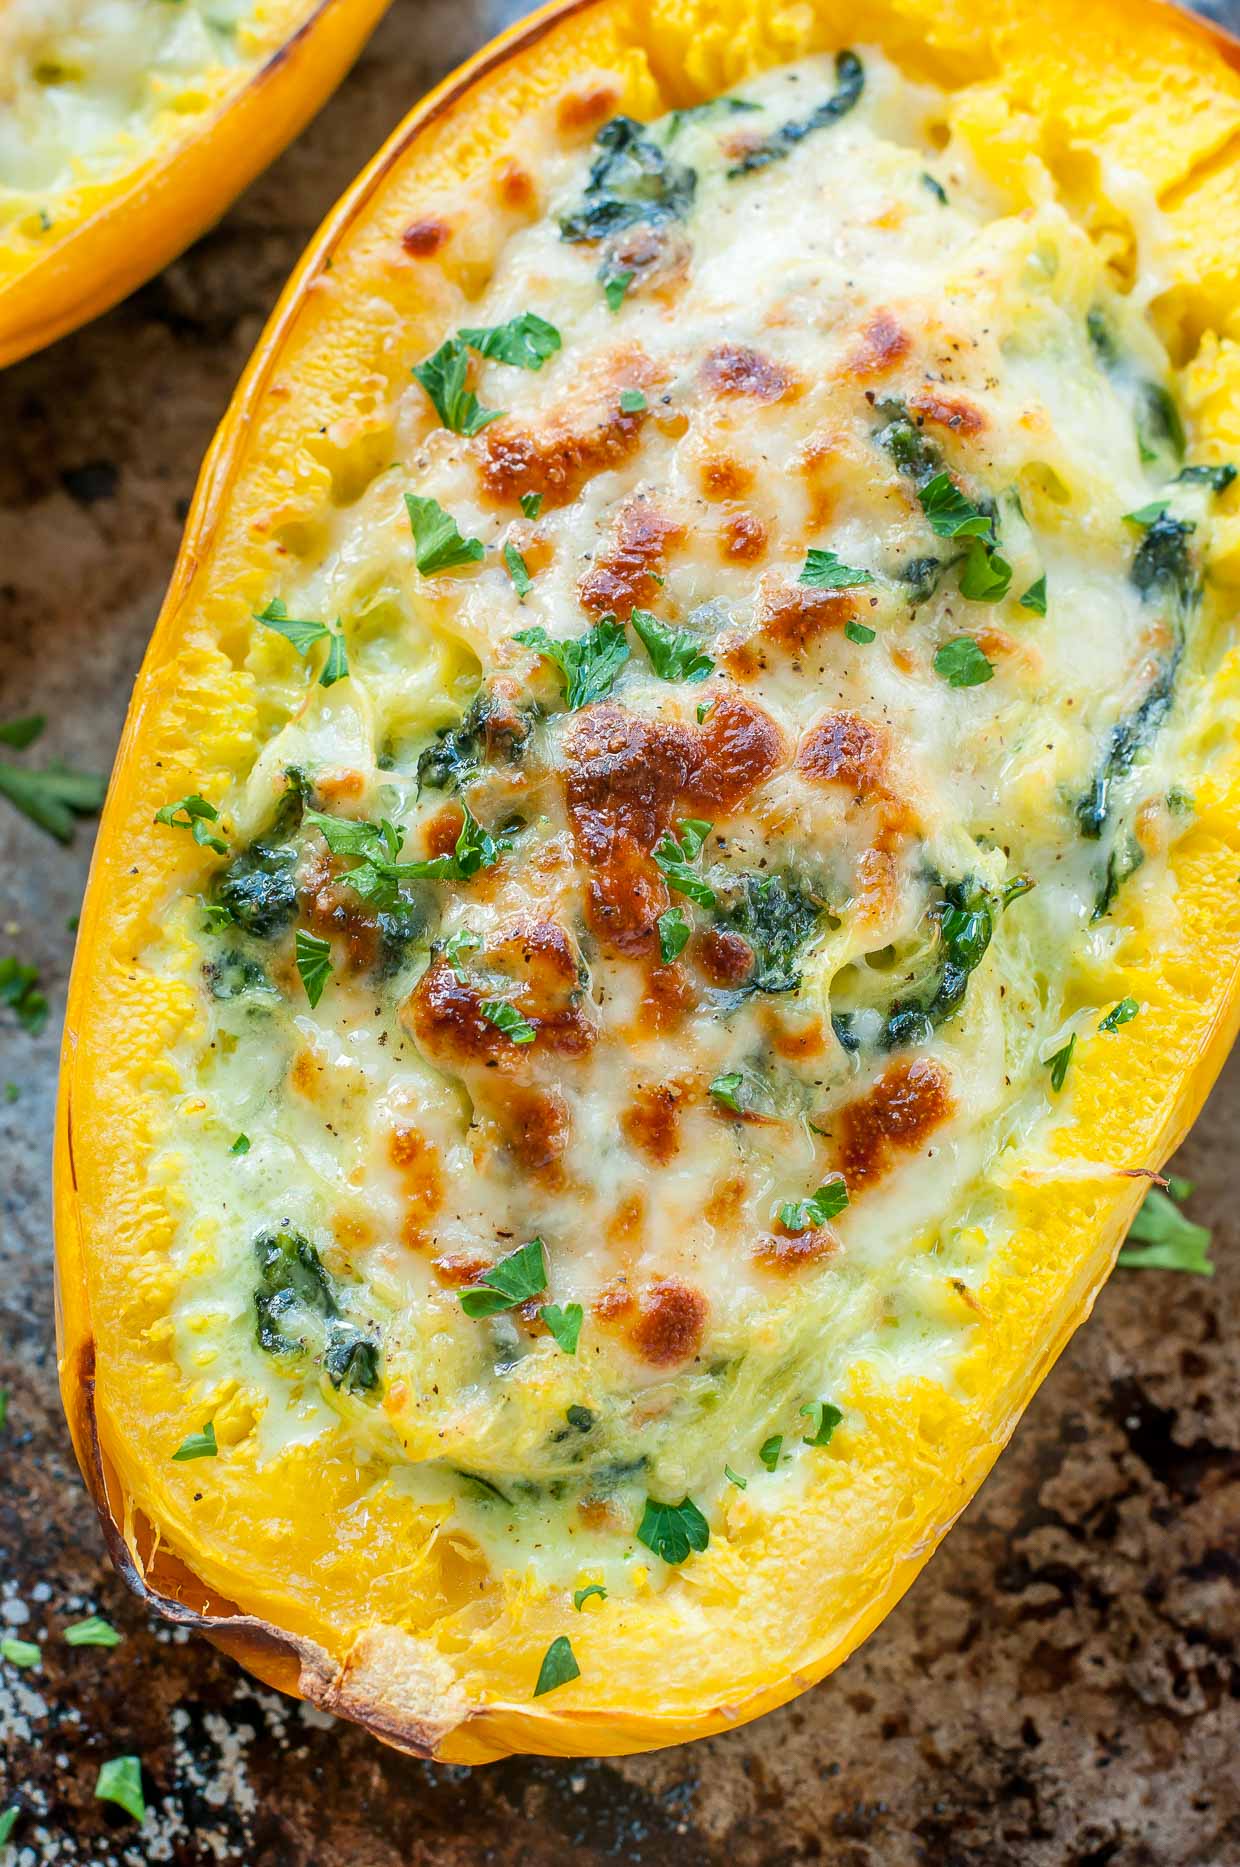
[0,0,290,232]
[144,48,1229,1586]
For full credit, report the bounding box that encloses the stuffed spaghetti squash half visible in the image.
[57,0,1240,1762]
[0,0,390,367]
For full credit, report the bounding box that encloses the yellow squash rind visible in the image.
[55,0,1240,1762]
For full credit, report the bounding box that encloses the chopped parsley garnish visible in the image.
[798,548,875,589]
[1124,500,1169,527]
[412,338,503,436]
[0,715,44,748]
[778,1176,849,1232]
[172,1422,217,1461]
[1118,1185,1213,1276]
[153,793,228,854]
[405,493,485,575]
[636,1495,710,1566]
[0,958,48,1036]
[541,1302,583,1354]
[255,599,349,686]
[657,905,691,963]
[1047,1034,1076,1093]
[0,753,105,843]
[295,929,332,1008]
[0,1638,39,1669]
[573,1583,608,1609]
[844,619,876,645]
[726,50,863,176]
[918,472,993,539]
[603,268,634,311]
[504,542,533,599]
[65,1616,121,1649]
[94,1756,146,1824]
[514,617,629,709]
[653,817,715,907]
[444,927,483,975]
[317,801,508,903]
[619,387,647,413]
[630,608,714,682]
[958,536,1012,602]
[480,998,536,1045]
[759,1435,782,1472]
[458,312,562,370]
[520,491,543,519]
[921,171,948,204]
[801,1401,843,1446]
[1098,997,1139,1032]
[708,1071,744,1112]
[1019,575,1047,615]
[230,1134,250,1155]
[724,1464,747,1489]
[459,1238,547,1317]
[533,1635,580,1697]
[934,636,994,688]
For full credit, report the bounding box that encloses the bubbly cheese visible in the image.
[0,0,295,235]
[137,47,1231,1592]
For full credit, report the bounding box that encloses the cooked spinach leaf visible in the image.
[559,116,697,243]
[714,871,825,995]
[213,776,307,937]
[726,51,864,176]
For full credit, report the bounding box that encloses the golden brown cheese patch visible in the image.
[621,1080,686,1164]
[594,1278,708,1367]
[908,385,986,436]
[752,1225,838,1274]
[401,217,450,256]
[479,350,657,510]
[844,311,911,379]
[388,1124,444,1250]
[701,342,795,403]
[564,698,783,954]
[724,580,860,678]
[578,498,684,618]
[795,710,890,797]
[836,1055,955,1186]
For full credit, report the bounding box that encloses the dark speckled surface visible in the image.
[2,3,1239,1861]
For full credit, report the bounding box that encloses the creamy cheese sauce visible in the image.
[0,0,262,213]
[145,48,1229,1585]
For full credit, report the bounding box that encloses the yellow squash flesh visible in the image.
[0,0,391,368]
[55,0,1240,1763]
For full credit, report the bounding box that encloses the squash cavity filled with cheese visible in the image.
[56,0,1240,1762]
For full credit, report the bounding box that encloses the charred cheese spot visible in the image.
[389,1124,444,1248]
[699,454,755,500]
[494,158,537,211]
[796,710,890,797]
[479,350,657,509]
[424,803,465,858]
[909,385,986,436]
[752,1226,838,1274]
[687,693,784,812]
[579,498,684,618]
[702,342,795,402]
[502,1082,572,1176]
[694,927,754,986]
[556,80,621,133]
[844,310,911,378]
[622,1081,686,1164]
[836,1056,955,1187]
[724,579,858,677]
[595,1278,708,1367]
[401,217,450,256]
[719,511,768,562]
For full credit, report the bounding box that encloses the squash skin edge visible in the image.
[51,0,1240,1765]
